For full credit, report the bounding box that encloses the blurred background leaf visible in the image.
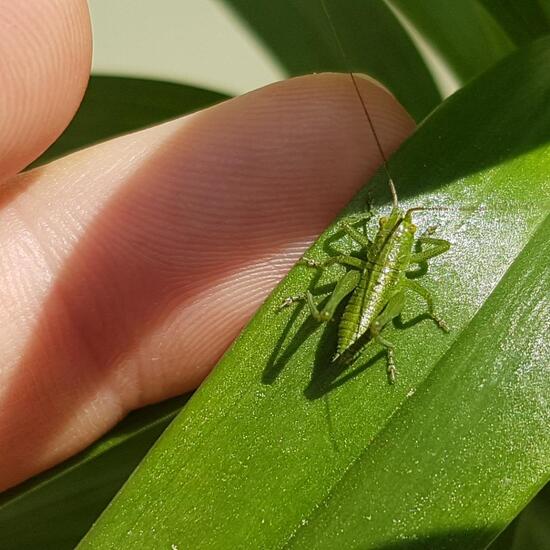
[34,76,229,166]
[0,395,190,550]
[489,484,550,549]
[389,0,515,86]
[479,0,550,45]
[223,0,441,120]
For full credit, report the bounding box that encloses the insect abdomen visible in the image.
[337,268,395,355]
[336,267,394,355]
[336,224,414,358]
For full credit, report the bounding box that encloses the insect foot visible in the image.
[387,350,397,384]
[279,295,304,310]
[298,257,320,268]
[422,225,439,237]
[433,315,450,333]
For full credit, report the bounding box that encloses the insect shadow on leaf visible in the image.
[263,276,335,386]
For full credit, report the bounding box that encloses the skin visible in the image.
[0,0,415,491]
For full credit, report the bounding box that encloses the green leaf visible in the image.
[0,396,190,550]
[390,0,515,84]
[34,76,229,166]
[223,0,441,120]
[79,37,550,550]
[479,0,550,45]
[489,482,550,550]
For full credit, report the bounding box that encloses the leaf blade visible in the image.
[79,38,550,549]
[390,0,515,85]
[288,213,550,549]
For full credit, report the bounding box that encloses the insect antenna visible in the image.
[320,0,399,208]
[406,206,478,214]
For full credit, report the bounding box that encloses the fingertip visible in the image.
[0,0,92,180]
[0,71,415,488]
[191,72,415,226]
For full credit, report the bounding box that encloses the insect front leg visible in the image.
[341,203,375,245]
[409,233,451,264]
[301,212,373,268]
[341,221,373,249]
[402,279,449,332]
[304,213,373,265]
[369,291,405,384]
[300,255,366,270]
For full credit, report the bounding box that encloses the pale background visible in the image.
[89,0,284,96]
[88,0,457,98]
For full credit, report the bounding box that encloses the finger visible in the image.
[0,73,415,490]
[0,0,91,180]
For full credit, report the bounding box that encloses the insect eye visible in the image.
[379,216,388,227]
[410,224,417,233]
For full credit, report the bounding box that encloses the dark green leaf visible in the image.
[0,396,190,550]
[78,37,550,550]
[35,76,229,166]
[391,0,515,84]
[223,0,441,120]
[490,483,550,550]
[479,0,550,45]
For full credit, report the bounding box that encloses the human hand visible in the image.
[0,0,414,490]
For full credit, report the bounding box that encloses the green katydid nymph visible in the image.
[280,197,451,383]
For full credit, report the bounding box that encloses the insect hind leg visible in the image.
[374,333,397,384]
[410,234,450,264]
[370,291,405,383]
[403,279,449,332]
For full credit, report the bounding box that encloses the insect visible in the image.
[280,198,451,383]
[279,1,452,383]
